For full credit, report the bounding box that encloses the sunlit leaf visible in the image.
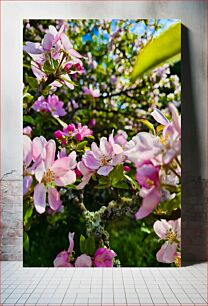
[131,22,181,81]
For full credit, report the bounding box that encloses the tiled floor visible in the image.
[0,261,207,305]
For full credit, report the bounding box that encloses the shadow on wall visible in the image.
[181,25,208,266]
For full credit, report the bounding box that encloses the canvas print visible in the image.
[23,19,181,267]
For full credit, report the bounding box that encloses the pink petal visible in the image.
[169,103,181,135]
[23,135,33,166]
[97,166,113,176]
[153,220,170,239]
[84,152,100,170]
[55,170,76,186]
[135,187,161,219]
[45,140,56,169]
[156,242,177,263]
[68,151,77,169]
[31,61,46,80]
[33,183,46,214]
[48,187,61,211]
[34,160,45,183]
[32,136,46,160]
[53,250,73,267]
[75,254,92,267]
[91,142,102,159]
[52,157,74,176]
[23,42,42,54]
[42,33,54,51]
[23,176,33,195]
[69,48,83,58]
[76,173,93,189]
[61,33,73,50]
[151,109,170,126]
[100,137,112,156]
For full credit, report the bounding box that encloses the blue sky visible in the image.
[81,19,179,44]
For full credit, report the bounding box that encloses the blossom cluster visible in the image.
[32,94,66,117]
[54,232,117,268]
[23,24,84,89]
[23,135,77,213]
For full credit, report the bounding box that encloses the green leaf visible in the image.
[60,76,76,87]
[95,183,111,189]
[54,117,68,128]
[23,93,33,103]
[80,234,86,253]
[77,141,88,150]
[157,192,181,215]
[131,22,181,81]
[23,232,29,252]
[43,60,58,73]
[124,174,140,190]
[24,206,33,227]
[27,76,38,90]
[23,115,35,125]
[112,181,129,189]
[138,119,155,134]
[109,164,124,185]
[85,236,96,256]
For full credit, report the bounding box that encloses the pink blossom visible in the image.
[125,132,162,165]
[24,25,84,89]
[33,139,76,214]
[54,232,75,267]
[83,85,100,98]
[93,247,117,267]
[32,95,66,117]
[54,123,93,143]
[114,130,128,146]
[75,254,92,267]
[135,161,161,219]
[64,61,85,75]
[54,232,92,267]
[32,96,48,113]
[88,118,96,128]
[76,161,95,189]
[123,165,131,172]
[23,126,32,137]
[81,132,123,176]
[151,103,181,165]
[153,218,181,263]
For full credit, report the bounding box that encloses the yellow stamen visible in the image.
[42,169,55,184]
[165,229,177,243]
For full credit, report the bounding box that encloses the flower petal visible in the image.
[23,135,33,166]
[45,140,56,169]
[151,108,170,126]
[97,166,113,176]
[23,176,33,195]
[48,187,61,211]
[61,33,73,50]
[156,242,177,263]
[153,219,170,239]
[33,183,46,214]
[34,160,45,183]
[55,170,76,186]
[75,254,92,267]
[42,33,54,51]
[135,187,161,219]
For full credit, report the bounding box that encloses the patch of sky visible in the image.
[111,19,118,32]
[130,21,146,35]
